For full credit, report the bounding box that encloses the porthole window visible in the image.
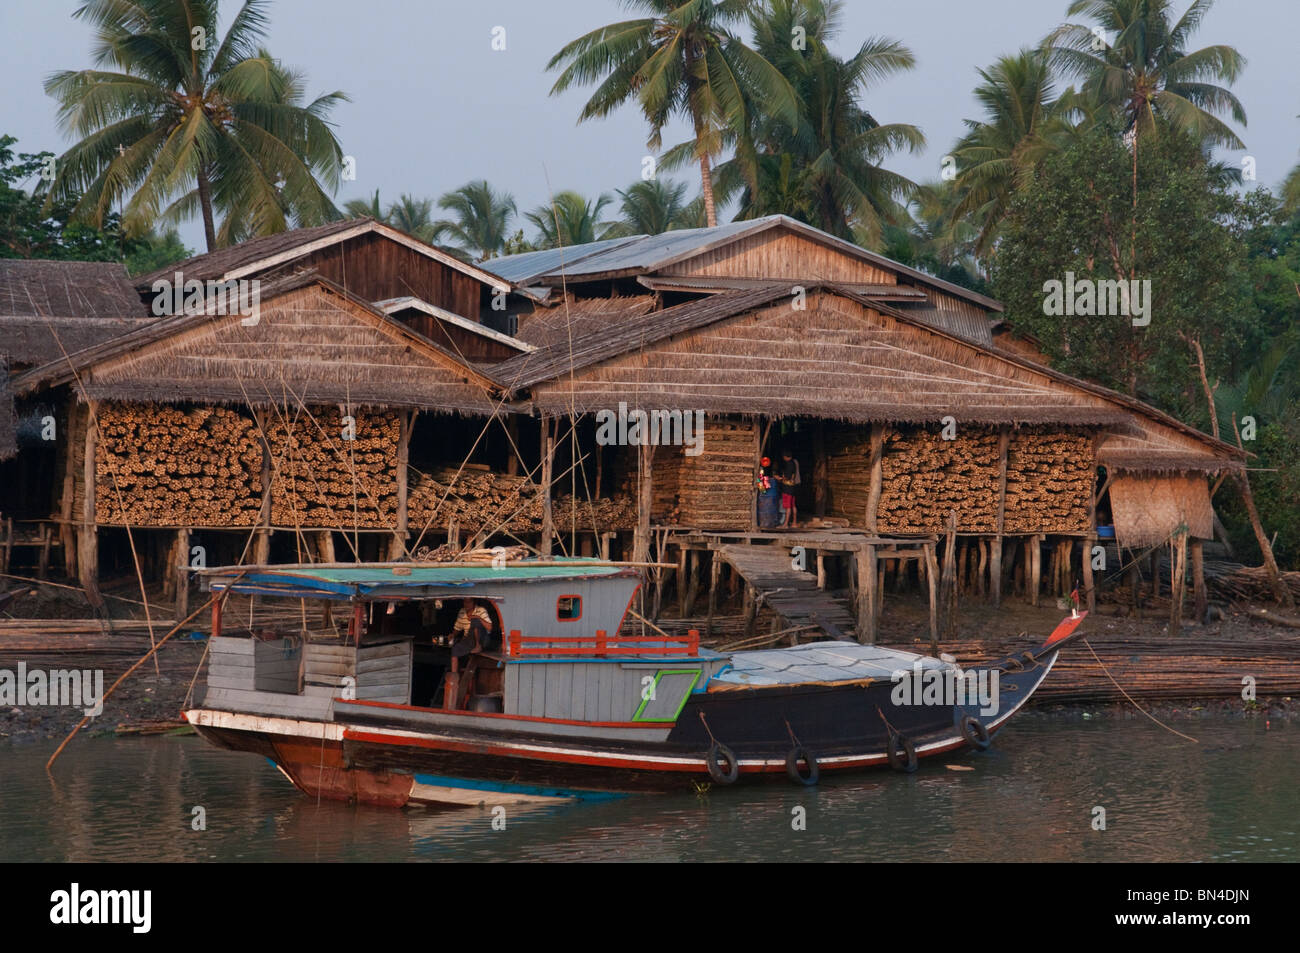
[557,595,581,621]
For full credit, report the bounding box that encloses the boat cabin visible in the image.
[197,560,727,724]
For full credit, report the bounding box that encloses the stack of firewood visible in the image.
[875,428,1000,532]
[1003,428,1091,533]
[266,409,399,528]
[94,402,264,526]
[408,465,637,533]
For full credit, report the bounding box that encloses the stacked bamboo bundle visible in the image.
[1208,564,1300,604]
[267,409,398,528]
[94,402,264,526]
[651,421,757,529]
[408,465,637,533]
[1004,428,1092,533]
[875,428,1000,533]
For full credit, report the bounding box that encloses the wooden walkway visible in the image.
[716,544,858,640]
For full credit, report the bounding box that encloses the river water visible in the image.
[3,712,1295,862]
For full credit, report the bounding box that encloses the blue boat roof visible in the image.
[199,560,636,599]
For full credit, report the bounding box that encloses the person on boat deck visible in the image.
[450,599,496,658]
[776,449,800,528]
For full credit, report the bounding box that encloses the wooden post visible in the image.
[77,400,103,609]
[1028,535,1041,608]
[864,424,884,532]
[683,548,701,616]
[991,427,1009,606]
[1191,538,1207,624]
[505,414,520,476]
[393,409,412,559]
[174,527,190,618]
[857,544,878,644]
[940,512,958,639]
[924,541,939,654]
[1083,535,1097,612]
[633,441,652,564]
[741,583,757,637]
[816,552,826,590]
[60,411,78,577]
[676,545,689,616]
[540,418,554,556]
[706,552,721,638]
[1170,530,1187,637]
[316,530,336,563]
[812,420,828,518]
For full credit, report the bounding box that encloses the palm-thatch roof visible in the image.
[491,284,1241,471]
[14,273,502,416]
[0,260,151,367]
[513,294,658,349]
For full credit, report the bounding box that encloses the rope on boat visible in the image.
[1082,638,1199,744]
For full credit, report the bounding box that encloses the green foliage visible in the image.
[123,227,192,275]
[711,0,923,243]
[525,191,613,248]
[44,0,348,251]
[990,116,1248,411]
[0,134,125,261]
[603,178,697,238]
[432,181,517,261]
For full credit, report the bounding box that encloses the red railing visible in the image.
[507,628,699,658]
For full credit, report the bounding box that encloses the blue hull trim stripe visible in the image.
[411,773,628,801]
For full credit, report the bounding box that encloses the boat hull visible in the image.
[186,647,1059,807]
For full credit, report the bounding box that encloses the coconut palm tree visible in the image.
[1284,116,1300,216]
[431,180,517,261]
[948,49,1073,256]
[525,191,613,248]
[385,194,436,243]
[547,0,798,228]
[1041,0,1246,149]
[713,0,924,243]
[343,189,385,221]
[44,0,348,251]
[603,178,696,237]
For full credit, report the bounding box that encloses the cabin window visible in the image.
[557,595,581,621]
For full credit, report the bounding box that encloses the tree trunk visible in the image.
[697,151,717,228]
[197,167,217,252]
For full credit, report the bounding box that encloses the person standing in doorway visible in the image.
[777,449,800,528]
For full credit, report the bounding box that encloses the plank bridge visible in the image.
[716,543,858,640]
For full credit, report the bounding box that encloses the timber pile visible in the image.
[907,630,1300,703]
[409,465,636,533]
[1207,564,1300,604]
[95,402,264,527]
[876,428,1000,532]
[1003,428,1091,533]
[651,421,757,529]
[409,544,532,562]
[267,409,398,528]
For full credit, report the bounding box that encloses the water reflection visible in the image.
[3,714,1295,862]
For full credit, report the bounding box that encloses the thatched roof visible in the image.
[133,218,511,292]
[14,273,502,415]
[513,294,658,349]
[0,260,151,367]
[492,284,1240,470]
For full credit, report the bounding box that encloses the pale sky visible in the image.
[2,0,1297,252]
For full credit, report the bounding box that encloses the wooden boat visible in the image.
[183,559,1089,807]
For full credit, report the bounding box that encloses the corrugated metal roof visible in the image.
[483,235,646,283]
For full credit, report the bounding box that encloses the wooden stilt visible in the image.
[1170,530,1187,637]
[632,441,652,563]
[706,552,721,637]
[540,419,554,557]
[676,545,689,615]
[1028,535,1041,608]
[816,552,826,590]
[78,400,103,609]
[683,549,701,616]
[924,541,939,654]
[1191,538,1207,624]
[940,513,958,640]
[864,424,884,532]
[1082,535,1096,612]
[857,544,878,644]
[174,528,190,618]
[742,583,757,637]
